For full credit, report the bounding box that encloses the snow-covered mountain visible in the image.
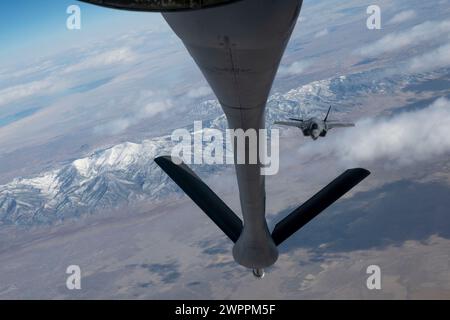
[0,139,169,225]
[0,70,420,225]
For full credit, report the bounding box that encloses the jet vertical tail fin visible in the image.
[154,156,243,243]
[271,168,370,246]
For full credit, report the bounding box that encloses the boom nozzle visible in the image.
[253,269,265,279]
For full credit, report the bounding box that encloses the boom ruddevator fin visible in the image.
[271,168,370,246]
[154,156,243,243]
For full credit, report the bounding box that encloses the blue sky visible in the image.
[0,1,164,61]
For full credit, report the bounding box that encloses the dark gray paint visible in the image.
[163,0,303,268]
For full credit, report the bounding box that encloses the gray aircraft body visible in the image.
[80,0,370,278]
[275,106,355,140]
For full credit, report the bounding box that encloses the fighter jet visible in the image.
[275,106,355,140]
[79,0,370,278]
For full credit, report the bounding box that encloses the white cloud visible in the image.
[0,77,65,107]
[0,47,136,107]
[279,60,312,76]
[64,47,136,73]
[356,20,450,57]
[94,93,173,135]
[299,98,450,167]
[314,28,329,38]
[406,42,450,73]
[186,86,213,99]
[141,99,173,118]
[388,10,416,25]
[94,118,133,135]
[3,60,55,80]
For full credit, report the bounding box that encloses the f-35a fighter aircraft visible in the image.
[80,0,370,278]
[275,106,355,140]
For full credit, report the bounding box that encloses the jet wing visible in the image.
[326,122,355,129]
[274,121,307,129]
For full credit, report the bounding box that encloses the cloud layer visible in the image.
[0,78,62,107]
[388,10,417,24]
[314,28,329,38]
[94,91,174,135]
[356,19,450,57]
[186,86,213,99]
[406,42,450,73]
[0,46,138,108]
[63,47,137,74]
[279,60,312,76]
